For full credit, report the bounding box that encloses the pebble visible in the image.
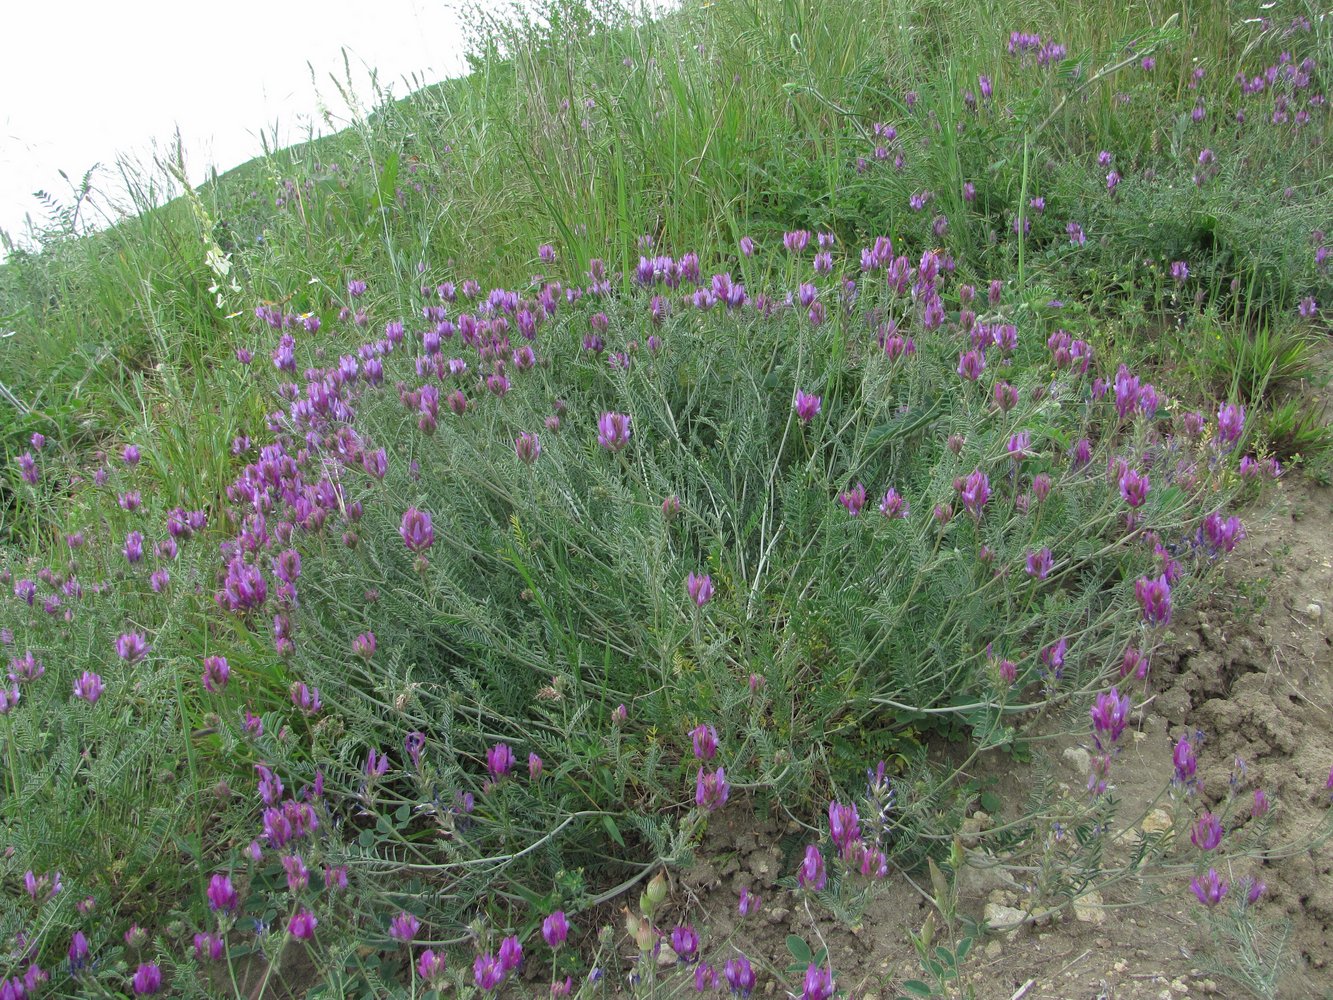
[1304,602,1323,620]
[1073,890,1106,924]
[984,941,1002,959]
[1062,746,1092,774]
[983,901,1027,939]
[1141,808,1173,835]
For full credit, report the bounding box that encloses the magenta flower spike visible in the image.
[474,953,506,991]
[797,843,827,890]
[802,964,835,1000]
[389,912,421,945]
[487,742,515,781]
[1190,868,1227,907]
[116,633,149,665]
[691,723,719,760]
[1135,574,1172,626]
[1190,811,1224,851]
[542,910,570,949]
[687,572,714,608]
[840,482,868,516]
[695,766,730,811]
[795,391,822,424]
[288,909,318,940]
[207,873,238,913]
[131,963,162,995]
[399,507,435,553]
[597,411,632,452]
[724,957,756,997]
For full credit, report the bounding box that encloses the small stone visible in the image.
[1304,602,1323,620]
[983,902,1027,938]
[1063,747,1091,774]
[1170,977,1189,993]
[766,907,789,926]
[1073,890,1106,924]
[1114,961,1128,974]
[1142,808,1173,835]
[984,941,1002,959]
[764,981,775,995]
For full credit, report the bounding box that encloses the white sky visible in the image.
[0,0,484,248]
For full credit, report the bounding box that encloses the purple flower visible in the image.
[1025,548,1054,581]
[123,444,141,466]
[797,843,827,890]
[1090,688,1131,751]
[290,681,322,715]
[1217,403,1245,447]
[1040,638,1068,679]
[960,470,990,517]
[740,236,755,257]
[202,656,230,693]
[1190,811,1224,851]
[132,963,162,995]
[597,411,632,452]
[696,965,719,992]
[543,911,570,949]
[879,488,908,518]
[207,873,238,912]
[671,924,700,962]
[724,957,756,997]
[1170,260,1189,285]
[1135,574,1172,626]
[802,964,835,1000]
[515,432,542,464]
[828,801,861,854]
[116,632,149,665]
[795,391,822,424]
[691,723,719,760]
[783,230,811,253]
[696,766,730,811]
[194,932,225,962]
[123,531,144,564]
[17,452,39,485]
[1191,868,1227,907]
[289,909,318,940]
[840,482,868,517]
[957,349,986,381]
[353,632,377,660]
[1201,512,1245,554]
[69,931,89,969]
[1119,468,1151,508]
[417,950,448,986]
[474,953,506,991]
[529,752,543,778]
[487,742,515,781]
[399,507,435,553]
[390,912,421,945]
[739,886,761,916]
[687,572,714,608]
[1252,789,1270,818]
[1299,296,1318,318]
[1173,736,1197,785]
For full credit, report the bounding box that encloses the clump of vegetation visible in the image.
[1,0,1329,996]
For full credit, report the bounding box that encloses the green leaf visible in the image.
[601,814,625,847]
[785,934,813,964]
[956,937,974,961]
[901,981,933,997]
